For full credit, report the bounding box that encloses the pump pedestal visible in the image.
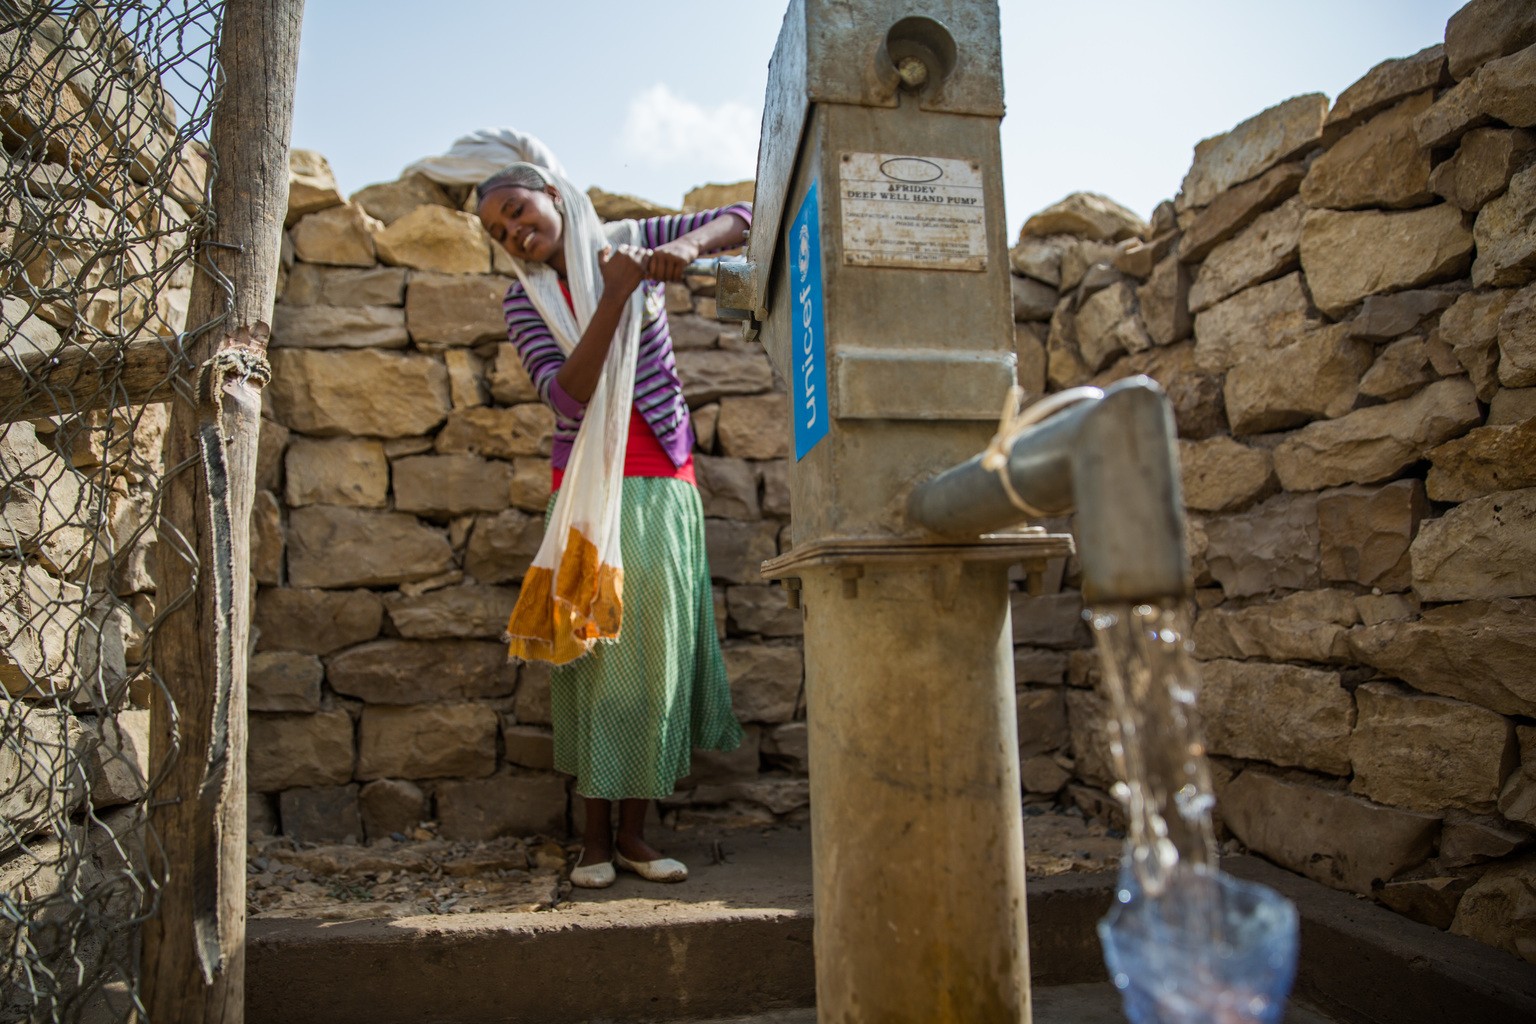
[739,2,1076,1019]
[764,535,1068,1021]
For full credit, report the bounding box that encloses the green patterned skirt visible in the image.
[547,476,742,799]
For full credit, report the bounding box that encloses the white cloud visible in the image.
[618,83,760,179]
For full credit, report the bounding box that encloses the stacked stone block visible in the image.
[1006,0,1536,965]
[248,156,806,844]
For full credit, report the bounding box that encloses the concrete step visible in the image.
[247,829,1536,1024]
[670,985,1348,1024]
[249,827,818,1024]
[247,826,1110,1024]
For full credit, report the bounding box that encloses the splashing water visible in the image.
[1089,603,1217,899]
[1088,602,1299,1024]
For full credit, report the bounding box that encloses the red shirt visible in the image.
[550,282,696,491]
[550,406,696,490]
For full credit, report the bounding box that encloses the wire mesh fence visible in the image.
[1,2,228,1020]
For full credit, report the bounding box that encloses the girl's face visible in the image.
[478,184,565,268]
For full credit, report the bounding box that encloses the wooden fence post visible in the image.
[143,0,305,1020]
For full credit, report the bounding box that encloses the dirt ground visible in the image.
[246,802,1124,922]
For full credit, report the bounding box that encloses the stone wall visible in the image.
[1006,0,1535,967]
[248,160,806,844]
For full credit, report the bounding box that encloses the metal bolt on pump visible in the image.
[896,55,930,88]
[715,2,1083,1020]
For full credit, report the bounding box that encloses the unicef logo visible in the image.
[798,222,810,280]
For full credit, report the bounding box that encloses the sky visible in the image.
[289,1,1468,230]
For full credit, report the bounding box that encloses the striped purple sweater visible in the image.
[501,203,754,471]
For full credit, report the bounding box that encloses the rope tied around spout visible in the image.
[980,385,1104,519]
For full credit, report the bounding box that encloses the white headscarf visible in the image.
[431,129,643,663]
[401,127,569,185]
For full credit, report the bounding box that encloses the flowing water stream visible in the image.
[1088,602,1299,1024]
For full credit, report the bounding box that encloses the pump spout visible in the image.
[907,375,1190,604]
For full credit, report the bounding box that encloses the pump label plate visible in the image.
[790,179,830,461]
[839,153,986,271]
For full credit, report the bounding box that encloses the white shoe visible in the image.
[614,850,688,883]
[570,859,616,889]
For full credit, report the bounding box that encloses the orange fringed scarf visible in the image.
[505,526,625,664]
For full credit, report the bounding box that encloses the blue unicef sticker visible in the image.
[790,179,830,461]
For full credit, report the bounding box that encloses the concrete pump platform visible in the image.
[247,827,1536,1024]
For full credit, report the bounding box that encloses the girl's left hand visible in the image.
[648,238,700,283]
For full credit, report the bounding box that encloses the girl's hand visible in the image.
[599,244,651,298]
[648,238,701,283]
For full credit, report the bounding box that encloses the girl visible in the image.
[477,160,749,888]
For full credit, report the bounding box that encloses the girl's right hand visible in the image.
[598,244,651,298]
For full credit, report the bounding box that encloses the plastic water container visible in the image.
[1099,863,1300,1024]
